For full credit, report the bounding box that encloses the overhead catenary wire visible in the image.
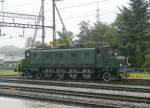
[0,0,132,42]
[10,0,106,11]
[10,0,110,15]
[5,0,118,28]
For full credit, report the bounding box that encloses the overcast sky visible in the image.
[0,0,129,47]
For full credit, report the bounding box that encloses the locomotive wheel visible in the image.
[48,73,53,78]
[82,73,92,80]
[35,73,41,79]
[44,73,53,78]
[102,72,111,82]
[57,73,65,79]
[96,73,102,80]
[22,71,29,78]
[69,74,78,80]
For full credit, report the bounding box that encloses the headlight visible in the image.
[120,63,123,67]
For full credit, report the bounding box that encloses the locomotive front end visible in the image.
[115,55,128,78]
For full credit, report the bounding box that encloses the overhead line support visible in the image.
[0,11,43,20]
[55,3,73,46]
[52,0,56,48]
[0,22,52,29]
[41,0,45,46]
[32,6,43,47]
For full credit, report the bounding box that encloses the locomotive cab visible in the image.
[96,46,127,81]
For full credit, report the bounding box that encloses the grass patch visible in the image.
[128,72,150,79]
[0,70,19,76]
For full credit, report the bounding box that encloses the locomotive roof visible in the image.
[26,47,96,52]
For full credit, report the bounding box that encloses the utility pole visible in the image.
[96,2,100,23]
[0,0,4,36]
[41,0,45,46]
[55,3,73,46]
[0,0,4,22]
[52,0,56,48]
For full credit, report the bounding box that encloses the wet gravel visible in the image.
[0,96,82,108]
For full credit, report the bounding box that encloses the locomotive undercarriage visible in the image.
[22,67,121,81]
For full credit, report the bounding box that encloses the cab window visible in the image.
[25,52,30,57]
[97,49,101,56]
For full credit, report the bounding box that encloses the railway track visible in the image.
[0,83,120,108]
[0,82,150,108]
[1,83,150,104]
[0,78,150,107]
[0,76,150,86]
[0,78,150,93]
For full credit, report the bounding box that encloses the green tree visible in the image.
[143,49,150,67]
[77,21,91,43]
[90,22,118,45]
[77,21,118,46]
[56,31,74,45]
[115,0,150,67]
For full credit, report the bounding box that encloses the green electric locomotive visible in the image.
[15,46,127,81]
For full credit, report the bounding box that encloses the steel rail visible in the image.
[1,77,150,86]
[1,85,149,104]
[0,85,121,108]
[0,78,150,93]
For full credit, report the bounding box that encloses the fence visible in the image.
[128,68,150,73]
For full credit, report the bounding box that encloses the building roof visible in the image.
[4,56,24,62]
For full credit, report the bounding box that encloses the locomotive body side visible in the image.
[16,47,126,81]
[24,48,95,68]
[21,48,96,79]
